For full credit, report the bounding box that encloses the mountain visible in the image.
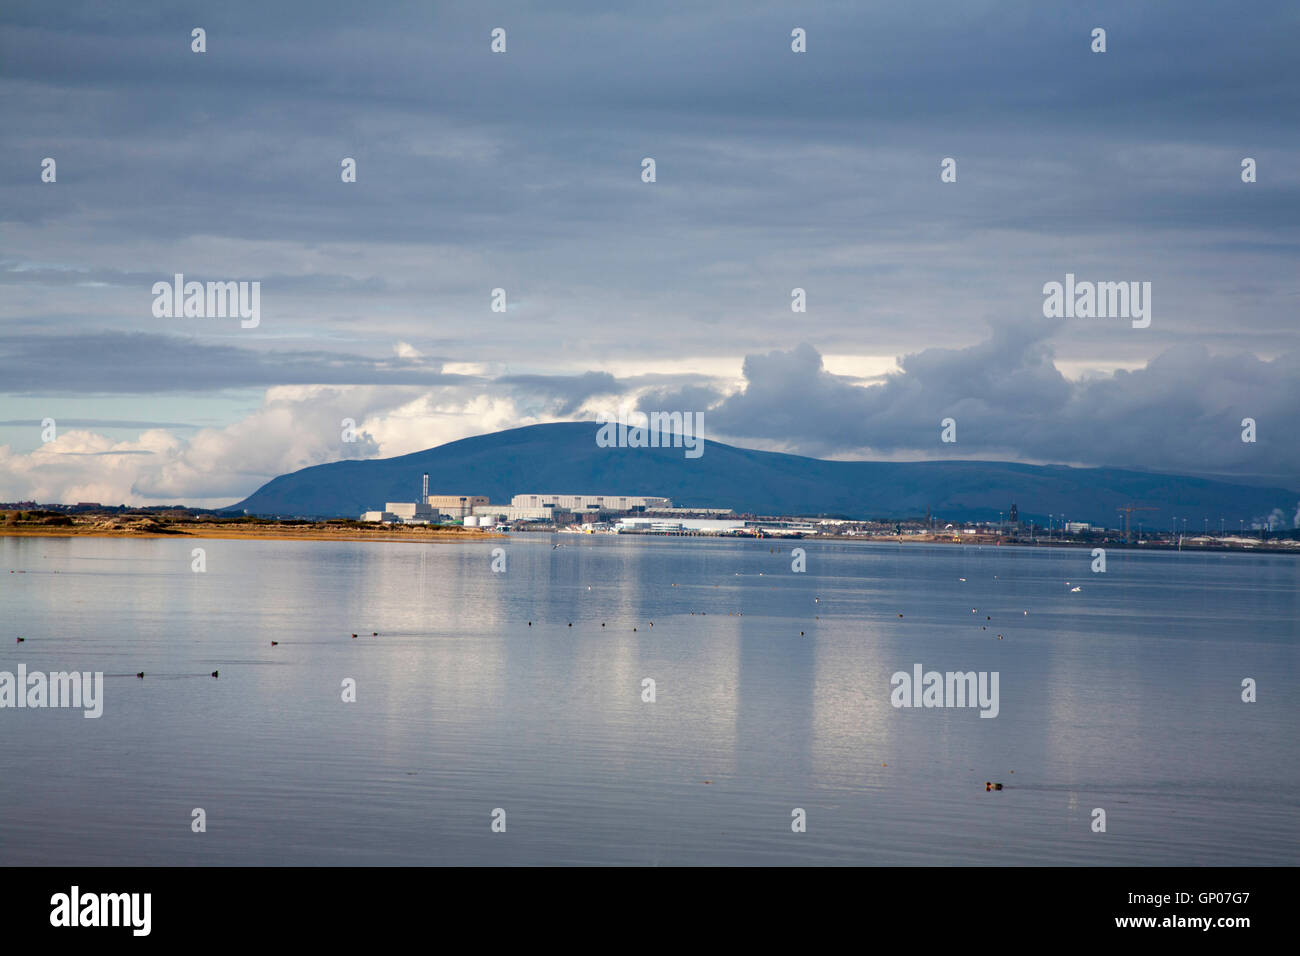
[230,422,1299,530]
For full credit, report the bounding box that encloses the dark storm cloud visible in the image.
[0,332,478,393]
[707,332,1300,484]
[494,370,624,414]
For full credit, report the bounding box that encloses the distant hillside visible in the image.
[231,422,1298,530]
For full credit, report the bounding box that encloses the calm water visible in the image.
[1,534,1297,866]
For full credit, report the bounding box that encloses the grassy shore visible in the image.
[0,512,500,543]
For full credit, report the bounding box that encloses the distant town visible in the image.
[6,471,1299,552]
[344,473,1299,551]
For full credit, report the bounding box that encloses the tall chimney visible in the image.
[422,472,429,502]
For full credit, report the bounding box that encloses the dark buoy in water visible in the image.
[528,622,532,626]
[372,632,378,636]
[351,633,357,638]
[601,622,605,627]
[800,631,804,636]
[211,670,219,678]
[136,672,144,678]
[568,622,572,627]
[898,613,903,618]
[633,627,637,632]
[15,637,24,643]
[271,641,279,646]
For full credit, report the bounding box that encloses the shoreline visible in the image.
[0,523,503,544]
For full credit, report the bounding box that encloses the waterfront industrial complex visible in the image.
[353,474,1295,549]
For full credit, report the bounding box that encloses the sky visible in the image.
[2,0,1298,507]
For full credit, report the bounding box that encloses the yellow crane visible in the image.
[1117,504,1157,543]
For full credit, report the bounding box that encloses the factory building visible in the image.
[615,517,746,534]
[473,505,550,522]
[425,495,489,519]
[510,494,673,513]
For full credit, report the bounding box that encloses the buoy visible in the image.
[211,670,219,678]
[351,633,357,638]
[528,622,532,626]
[568,622,572,627]
[898,613,903,618]
[800,631,804,636]
[16,637,24,643]
[372,631,378,635]
[271,641,278,646]
[136,672,144,678]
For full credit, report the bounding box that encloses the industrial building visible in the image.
[615,517,746,534]
[510,494,672,512]
[425,495,489,519]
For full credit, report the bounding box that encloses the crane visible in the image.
[1116,504,1157,543]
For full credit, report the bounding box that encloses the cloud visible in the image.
[494,371,625,416]
[2,326,1297,507]
[0,332,477,394]
[705,330,1300,484]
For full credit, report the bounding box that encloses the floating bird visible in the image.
[959,578,966,582]
[372,631,378,636]
[898,613,903,618]
[136,672,145,678]
[351,633,357,638]
[15,637,24,643]
[986,616,991,620]
[1070,586,1082,592]
[568,622,572,627]
[649,622,653,627]
[997,634,1003,640]
[985,781,1003,792]
[528,622,532,626]
[270,641,278,646]
[601,622,605,627]
[211,671,219,678]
